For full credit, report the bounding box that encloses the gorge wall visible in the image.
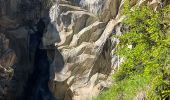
[0,0,169,100]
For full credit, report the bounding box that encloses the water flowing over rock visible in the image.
[0,0,169,100]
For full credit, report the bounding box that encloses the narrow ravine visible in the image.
[24,19,56,100]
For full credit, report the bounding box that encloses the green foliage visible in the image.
[95,75,150,100]
[97,3,170,100]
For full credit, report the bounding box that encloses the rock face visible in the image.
[48,0,124,99]
[0,33,16,100]
[0,0,169,100]
[0,0,53,99]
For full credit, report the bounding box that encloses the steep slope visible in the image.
[0,0,121,99]
[0,0,169,100]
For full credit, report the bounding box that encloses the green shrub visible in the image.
[96,3,170,100]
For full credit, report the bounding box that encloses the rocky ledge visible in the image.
[0,0,169,100]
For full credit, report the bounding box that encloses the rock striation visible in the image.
[0,0,169,100]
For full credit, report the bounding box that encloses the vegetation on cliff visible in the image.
[97,2,170,100]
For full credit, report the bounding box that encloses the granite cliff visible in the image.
[0,0,169,100]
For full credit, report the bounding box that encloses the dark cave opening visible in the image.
[23,19,56,100]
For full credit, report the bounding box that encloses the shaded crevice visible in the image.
[23,19,55,100]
